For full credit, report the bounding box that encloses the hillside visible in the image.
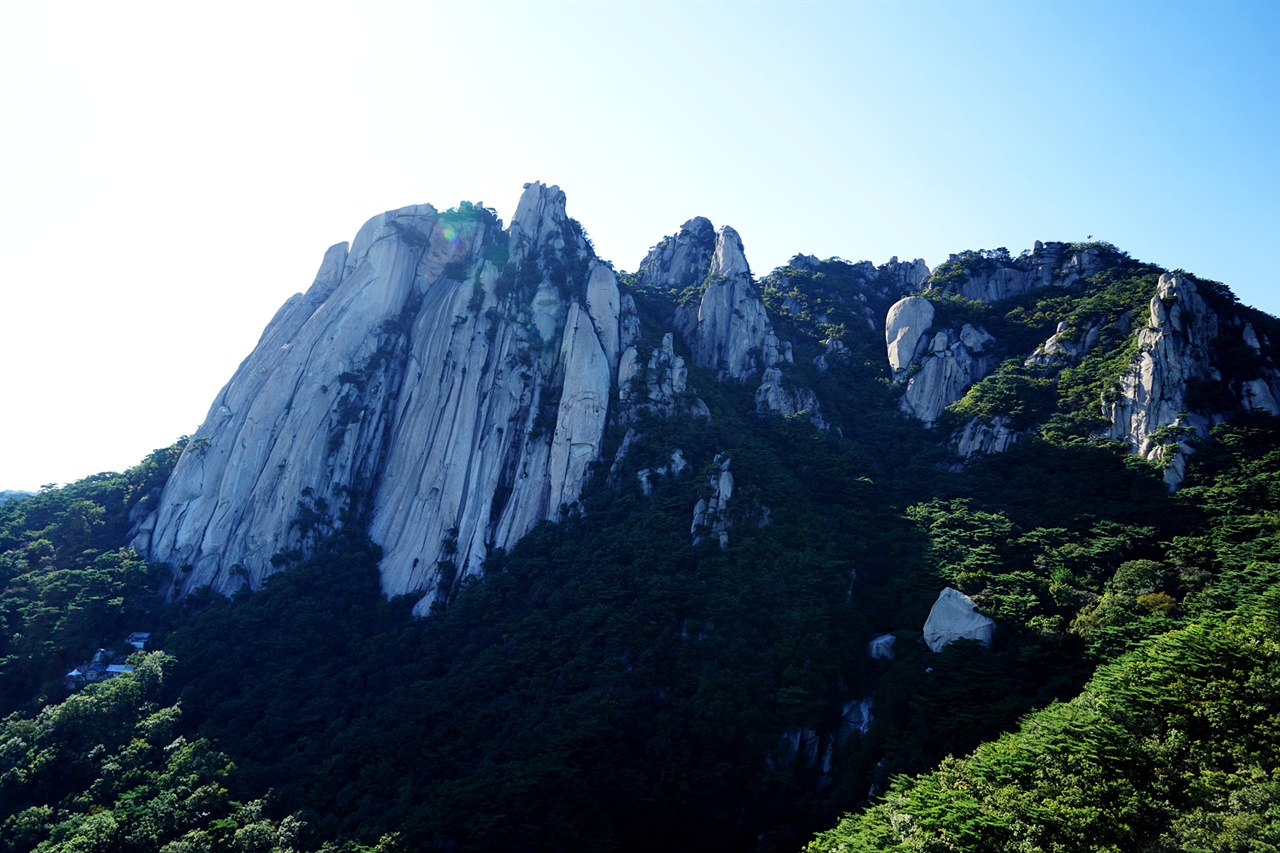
[1,185,1277,852]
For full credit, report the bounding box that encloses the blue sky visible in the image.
[1,0,1277,490]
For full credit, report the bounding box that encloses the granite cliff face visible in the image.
[136,186,824,611]
[137,188,1278,614]
[1104,273,1280,486]
[642,222,781,382]
[883,247,1280,485]
[136,183,620,613]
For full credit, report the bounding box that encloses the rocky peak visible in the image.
[637,216,716,292]
[710,225,750,278]
[668,226,776,382]
[134,185,621,615]
[509,181,572,258]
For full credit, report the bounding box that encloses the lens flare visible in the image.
[441,225,458,243]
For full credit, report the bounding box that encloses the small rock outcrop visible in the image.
[617,332,710,421]
[1026,320,1106,369]
[691,454,734,548]
[953,416,1018,457]
[867,634,896,661]
[923,587,995,651]
[636,449,689,497]
[755,367,826,430]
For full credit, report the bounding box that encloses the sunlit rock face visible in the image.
[898,324,997,426]
[1105,274,1280,487]
[135,182,620,614]
[885,296,935,380]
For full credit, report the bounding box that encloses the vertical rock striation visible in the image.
[136,183,621,613]
[898,325,997,426]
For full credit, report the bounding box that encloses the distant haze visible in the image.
[1,0,1276,491]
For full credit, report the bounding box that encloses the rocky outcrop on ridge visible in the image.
[135,183,622,613]
[640,219,782,381]
[886,244,1280,485]
[934,241,1107,303]
[691,454,734,548]
[639,218,822,424]
[880,256,933,294]
[923,587,996,652]
[1104,273,1280,487]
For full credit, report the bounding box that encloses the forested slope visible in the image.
[807,419,1280,852]
[1,236,1276,852]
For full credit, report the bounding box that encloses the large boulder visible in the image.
[923,587,995,651]
[885,296,934,378]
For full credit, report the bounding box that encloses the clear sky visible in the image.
[1,0,1277,491]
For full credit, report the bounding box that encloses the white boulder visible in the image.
[923,587,995,652]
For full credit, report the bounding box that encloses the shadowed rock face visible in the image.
[641,221,779,382]
[135,182,620,613]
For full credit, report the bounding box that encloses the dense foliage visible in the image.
[1,248,1276,852]
[806,418,1280,852]
[0,445,181,714]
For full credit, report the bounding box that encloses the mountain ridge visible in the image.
[131,183,1280,614]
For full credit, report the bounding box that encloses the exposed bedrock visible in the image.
[135,183,621,614]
